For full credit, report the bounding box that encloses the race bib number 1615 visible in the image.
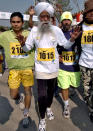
[37,48,55,61]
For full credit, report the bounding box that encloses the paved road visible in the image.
[0,69,93,131]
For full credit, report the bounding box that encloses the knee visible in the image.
[10,91,19,100]
[10,93,18,100]
[24,88,32,96]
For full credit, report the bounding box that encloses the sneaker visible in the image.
[46,108,54,120]
[38,118,46,131]
[89,112,93,123]
[63,105,70,119]
[22,116,30,128]
[15,93,25,110]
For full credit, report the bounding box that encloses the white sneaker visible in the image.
[38,118,46,131]
[46,108,54,120]
[63,105,70,119]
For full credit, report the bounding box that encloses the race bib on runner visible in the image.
[62,51,75,63]
[81,30,93,44]
[37,48,55,61]
[10,42,29,58]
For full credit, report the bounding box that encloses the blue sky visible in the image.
[0,0,34,26]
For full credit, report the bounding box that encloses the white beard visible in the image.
[37,21,55,39]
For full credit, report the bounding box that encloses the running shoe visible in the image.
[15,93,25,110]
[38,118,46,131]
[23,116,30,128]
[63,105,70,118]
[23,109,30,128]
[46,108,54,120]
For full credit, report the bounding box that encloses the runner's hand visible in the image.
[28,6,35,16]
[16,35,26,47]
[70,26,82,42]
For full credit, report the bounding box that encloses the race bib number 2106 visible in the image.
[10,42,28,58]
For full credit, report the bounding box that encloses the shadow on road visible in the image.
[70,86,93,131]
[16,117,37,131]
[54,85,93,131]
[0,95,13,124]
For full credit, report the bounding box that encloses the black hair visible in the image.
[10,12,24,22]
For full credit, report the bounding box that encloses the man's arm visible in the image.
[16,30,34,52]
[28,6,35,28]
[57,26,81,49]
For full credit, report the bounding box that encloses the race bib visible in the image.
[10,42,29,58]
[81,30,93,44]
[62,51,75,63]
[37,48,55,61]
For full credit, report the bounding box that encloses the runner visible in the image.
[0,12,34,128]
[17,2,81,131]
[57,11,81,118]
[77,0,93,122]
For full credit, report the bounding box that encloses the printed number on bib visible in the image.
[62,51,75,63]
[81,30,93,44]
[10,42,28,58]
[37,48,55,61]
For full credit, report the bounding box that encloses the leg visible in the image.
[57,69,70,118]
[37,79,47,131]
[80,66,91,98]
[47,78,57,108]
[69,71,81,97]
[24,86,32,109]
[61,88,70,118]
[22,69,34,128]
[37,79,47,119]
[80,66,93,122]
[10,88,19,100]
[57,69,70,103]
[8,70,21,100]
[87,69,93,122]
[46,78,56,120]
[62,88,69,101]
[54,80,59,97]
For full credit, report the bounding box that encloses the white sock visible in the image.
[23,108,29,116]
[64,100,69,107]
[47,107,51,111]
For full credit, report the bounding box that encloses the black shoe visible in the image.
[89,112,93,123]
[22,116,30,128]
[15,93,25,110]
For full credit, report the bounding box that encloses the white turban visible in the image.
[35,2,54,17]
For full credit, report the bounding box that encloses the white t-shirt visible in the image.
[23,25,73,74]
[79,23,93,68]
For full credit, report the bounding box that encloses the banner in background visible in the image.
[0,12,29,21]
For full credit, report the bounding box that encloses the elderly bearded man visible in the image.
[17,2,81,131]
